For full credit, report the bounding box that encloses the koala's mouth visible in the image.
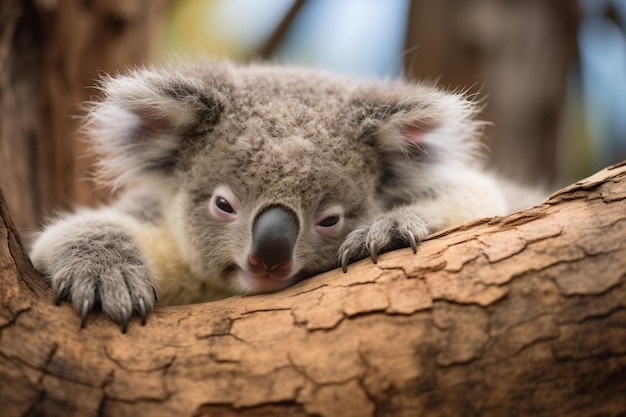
[224,264,311,294]
[236,267,297,293]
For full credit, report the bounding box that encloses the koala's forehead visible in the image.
[182,65,383,206]
[194,132,379,205]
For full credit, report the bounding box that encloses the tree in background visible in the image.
[0,0,169,234]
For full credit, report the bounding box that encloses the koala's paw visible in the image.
[339,212,430,272]
[35,223,157,333]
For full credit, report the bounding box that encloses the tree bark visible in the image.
[404,0,580,184]
[1,162,625,417]
[0,0,169,234]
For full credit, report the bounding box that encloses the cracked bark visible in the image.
[0,161,625,417]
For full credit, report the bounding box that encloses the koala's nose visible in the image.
[250,205,298,273]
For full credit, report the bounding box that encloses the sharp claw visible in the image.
[54,285,66,306]
[341,251,349,273]
[120,311,129,334]
[152,287,158,303]
[369,241,378,264]
[80,299,90,329]
[93,287,102,311]
[408,233,418,253]
[138,299,147,326]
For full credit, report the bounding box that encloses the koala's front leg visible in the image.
[339,205,431,272]
[339,173,509,271]
[30,212,156,332]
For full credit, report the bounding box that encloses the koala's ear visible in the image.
[85,68,225,188]
[357,84,486,165]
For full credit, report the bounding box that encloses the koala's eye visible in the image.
[210,186,239,221]
[318,216,340,227]
[215,196,235,214]
[315,206,345,237]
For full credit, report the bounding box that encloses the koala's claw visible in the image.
[339,213,430,272]
[407,233,418,254]
[369,241,379,264]
[53,272,154,333]
[120,309,130,334]
[54,280,69,306]
[341,250,350,273]
[80,299,91,329]
[138,298,148,326]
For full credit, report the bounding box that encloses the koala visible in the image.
[30,61,541,332]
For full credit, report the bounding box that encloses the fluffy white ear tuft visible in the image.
[358,84,487,166]
[84,68,225,189]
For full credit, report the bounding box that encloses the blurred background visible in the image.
[1,0,625,235]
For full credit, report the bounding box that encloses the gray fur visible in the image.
[33,216,154,332]
[30,60,544,331]
[113,186,163,224]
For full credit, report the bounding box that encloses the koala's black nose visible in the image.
[250,205,298,273]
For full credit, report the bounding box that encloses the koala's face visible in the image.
[88,62,481,296]
[177,80,382,294]
[178,145,377,293]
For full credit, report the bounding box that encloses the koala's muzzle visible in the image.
[249,206,298,275]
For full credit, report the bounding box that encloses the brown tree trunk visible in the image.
[1,161,624,417]
[0,0,169,235]
[404,0,580,184]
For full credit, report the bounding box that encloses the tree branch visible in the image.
[251,0,307,61]
[1,161,625,417]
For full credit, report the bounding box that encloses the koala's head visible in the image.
[86,61,482,296]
